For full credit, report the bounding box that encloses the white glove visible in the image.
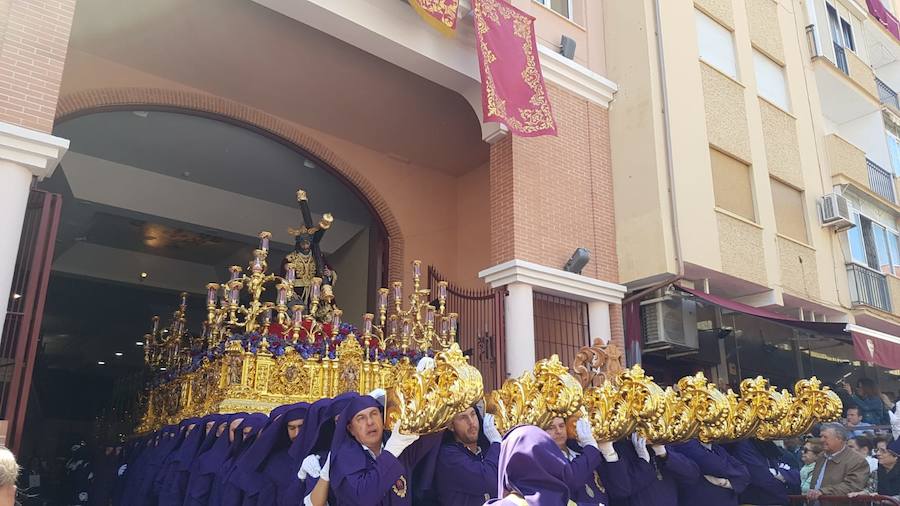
[483,414,502,444]
[320,453,330,481]
[416,356,435,373]
[598,440,619,462]
[384,420,419,458]
[576,418,598,450]
[368,388,387,407]
[631,433,650,463]
[769,467,785,483]
[651,444,667,457]
[703,475,732,489]
[298,454,321,480]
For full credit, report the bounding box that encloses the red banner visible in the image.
[410,0,460,35]
[852,329,900,370]
[473,0,557,137]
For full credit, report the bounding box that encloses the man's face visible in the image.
[448,407,480,446]
[229,418,245,443]
[216,422,227,438]
[206,421,216,435]
[545,417,568,451]
[348,407,383,449]
[878,440,889,453]
[298,238,311,254]
[847,409,862,425]
[287,419,305,442]
[821,428,845,454]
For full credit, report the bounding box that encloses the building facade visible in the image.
[606,0,900,388]
[0,0,625,449]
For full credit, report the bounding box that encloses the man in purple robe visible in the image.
[209,413,269,506]
[483,425,580,505]
[433,407,502,505]
[726,439,800,505]
[231,402,309,506]
[328,394,441,505]
[545,416,627,505]
[616,436,699,506]
[185,413,249,506]
[673,439,750,505]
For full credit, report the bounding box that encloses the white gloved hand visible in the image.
[576,418,598,450]
[298,454,321,480]
[320,453,330,481]
[483,414,502,444]
[368,388,387,407]
[416,356,436,373]
[384,420,419,458]
[651,444,667,457]
[769,467,785,483]
[703,475,732,489]
[631,433,650,463]
[597,440,619,462]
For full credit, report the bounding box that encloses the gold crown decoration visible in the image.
[755,378,842,440]
[133,190,484,434]
[714,377,791,443]
[385,343,484,434]
[581,365,666,443]
[486,355,584,435]
[634,372,728,445]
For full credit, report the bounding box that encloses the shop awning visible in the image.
[675,285,900,370]
[848,324,900,370]
[675,286,848,338]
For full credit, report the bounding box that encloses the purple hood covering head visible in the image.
[495,425,572,505]
[328,394,384,488]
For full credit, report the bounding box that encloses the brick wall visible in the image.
[489,84,622,347]
[490,84,619,284]
[0,0,75,132]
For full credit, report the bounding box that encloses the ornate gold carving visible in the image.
[486,355,583,435]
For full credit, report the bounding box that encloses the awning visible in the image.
[675,286,900,370]
[848,324,900,370]
[675,286,848,339]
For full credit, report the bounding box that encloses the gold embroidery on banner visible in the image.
[474,0,556,135]
[413,0,459,28]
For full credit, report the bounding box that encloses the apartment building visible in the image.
[606,0,900,388]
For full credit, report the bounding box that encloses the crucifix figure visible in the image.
[281,189,336,305]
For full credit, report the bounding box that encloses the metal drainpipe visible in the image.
[624,0,685,305]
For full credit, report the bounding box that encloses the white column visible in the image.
[504,282,535,377]
[588,300,611,344]
[0,123,68,333]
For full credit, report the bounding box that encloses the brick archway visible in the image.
[54,87,405,281]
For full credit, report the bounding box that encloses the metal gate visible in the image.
[427,266,506,392]
[1,189,61,453]
[533,292,591,371]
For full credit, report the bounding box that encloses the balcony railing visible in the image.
[878,77,900,110]
[847,263,892,312]
[867,158,897,203]
[834,42,850,75]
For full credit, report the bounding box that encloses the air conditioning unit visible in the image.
[640,295,699,351]
[820,193,854,231]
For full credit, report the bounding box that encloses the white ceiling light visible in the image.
[97,361,106,365]
[114,352,123,357]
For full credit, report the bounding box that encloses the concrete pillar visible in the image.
[0,123,68,334]
[504,282,535,377]
[588,300,611,344]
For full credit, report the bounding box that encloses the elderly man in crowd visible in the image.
[0,446,18,506]
[805,422,870,502]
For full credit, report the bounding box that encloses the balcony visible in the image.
[847,263,892,313]
[878,77,900,111]
[813,43,880,124]
[867,158,896,203]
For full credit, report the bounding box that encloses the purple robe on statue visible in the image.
[673,440,750,506]
[329,395,441,506]
[726,439,800,506]
[617,443,699,506]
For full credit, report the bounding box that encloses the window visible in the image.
[771,179,807,242]
[827,3,856,51]
[841,18,856,51]
[754,50,790,111]
[534,0,572,19]
[711,148,755,220]
[695,9,738,79]
[887,132,900,176]
[847,210,900,275]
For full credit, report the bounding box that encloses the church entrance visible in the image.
[20,107,387,486]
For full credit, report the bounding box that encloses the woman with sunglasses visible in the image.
[799,439,823,494]
[850,437,900,498]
